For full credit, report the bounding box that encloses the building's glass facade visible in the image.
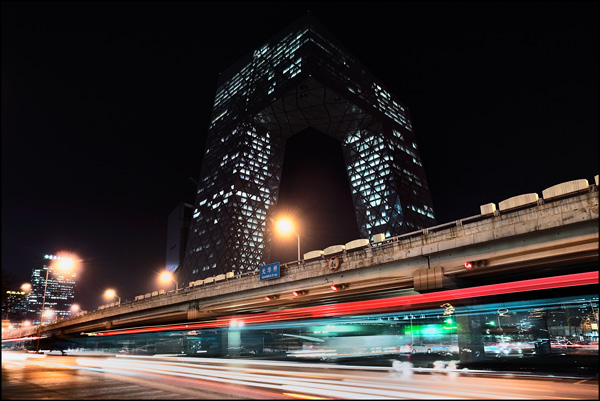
[27,255,77,325]
[180,15,436,284]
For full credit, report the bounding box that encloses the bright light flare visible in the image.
[160,271,174,283]
[54,258,74,271]
[104,289,117,299]
[49,252,81,274]
[275,217,294,236]
[21,283,31,292]
[1,351,28,361]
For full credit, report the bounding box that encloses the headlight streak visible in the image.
[74,356,527,400]
[78,357,284,399]
[244,369,327,379]
[282,393,331,400]
[10,354,597,399]
[77,358,299,387]
[8,355,76,371]
[1,351,29,361]
[76,356,397,399]
[329,378,526,400]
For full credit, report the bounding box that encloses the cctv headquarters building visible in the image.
[179,15,436,285]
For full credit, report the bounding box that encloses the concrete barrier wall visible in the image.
[36,189,598,335]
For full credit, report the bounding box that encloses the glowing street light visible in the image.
[104,289,121,305]
[20,320,31,339]
[70,304,80,316]
[275,216,301,262]
[159,271,179,291]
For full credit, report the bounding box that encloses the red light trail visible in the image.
[85,271,597,337]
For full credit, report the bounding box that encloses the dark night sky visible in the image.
[2,1,598,311]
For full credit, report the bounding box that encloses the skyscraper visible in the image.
[180,14,436,284]
[27,254,77,325]
[3,289,29,322]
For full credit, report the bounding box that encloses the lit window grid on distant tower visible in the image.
[182,15,436,284]
[3,290,28,322]
[27,258,76,325]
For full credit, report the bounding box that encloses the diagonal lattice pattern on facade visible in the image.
[179,15,436,285]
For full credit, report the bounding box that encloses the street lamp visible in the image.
[159,271,179,291]
[36,255,76,353]
[42,309,54,322]
[19,320,31,341]
[275,216,301,261]
[104,289,121,305]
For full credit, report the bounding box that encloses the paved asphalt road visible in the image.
[2,351,598,399]
[2,352,238,400]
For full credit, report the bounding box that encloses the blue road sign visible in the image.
[260,262,280,280]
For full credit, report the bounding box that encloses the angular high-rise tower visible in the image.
[180,15,436,284]
[27,254,77,325]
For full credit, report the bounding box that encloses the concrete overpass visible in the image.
[10,176,599,340]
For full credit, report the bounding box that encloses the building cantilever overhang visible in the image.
[181,13,436,284]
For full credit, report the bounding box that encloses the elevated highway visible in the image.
[9,177,599,340]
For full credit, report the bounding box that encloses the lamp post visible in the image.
[275,217,301,261]
[104,289,121,305]
[35,266,51,352]
[159,271,179,291]
[36,309,54,352]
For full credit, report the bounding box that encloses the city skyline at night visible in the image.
[2,1,597,310]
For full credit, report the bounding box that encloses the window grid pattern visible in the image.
[183,122,285,285]
[27,264,76,325]
[181,15,435,285]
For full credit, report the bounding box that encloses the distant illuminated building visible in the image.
[3,290,29,322]
[181,14,436,284]
[27,254,77,325]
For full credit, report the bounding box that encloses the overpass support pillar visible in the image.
[225,328,241,357]
[456,314,486,363]
[413,266,467,291]
[413,267,444,291]
[530,312,551,355]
